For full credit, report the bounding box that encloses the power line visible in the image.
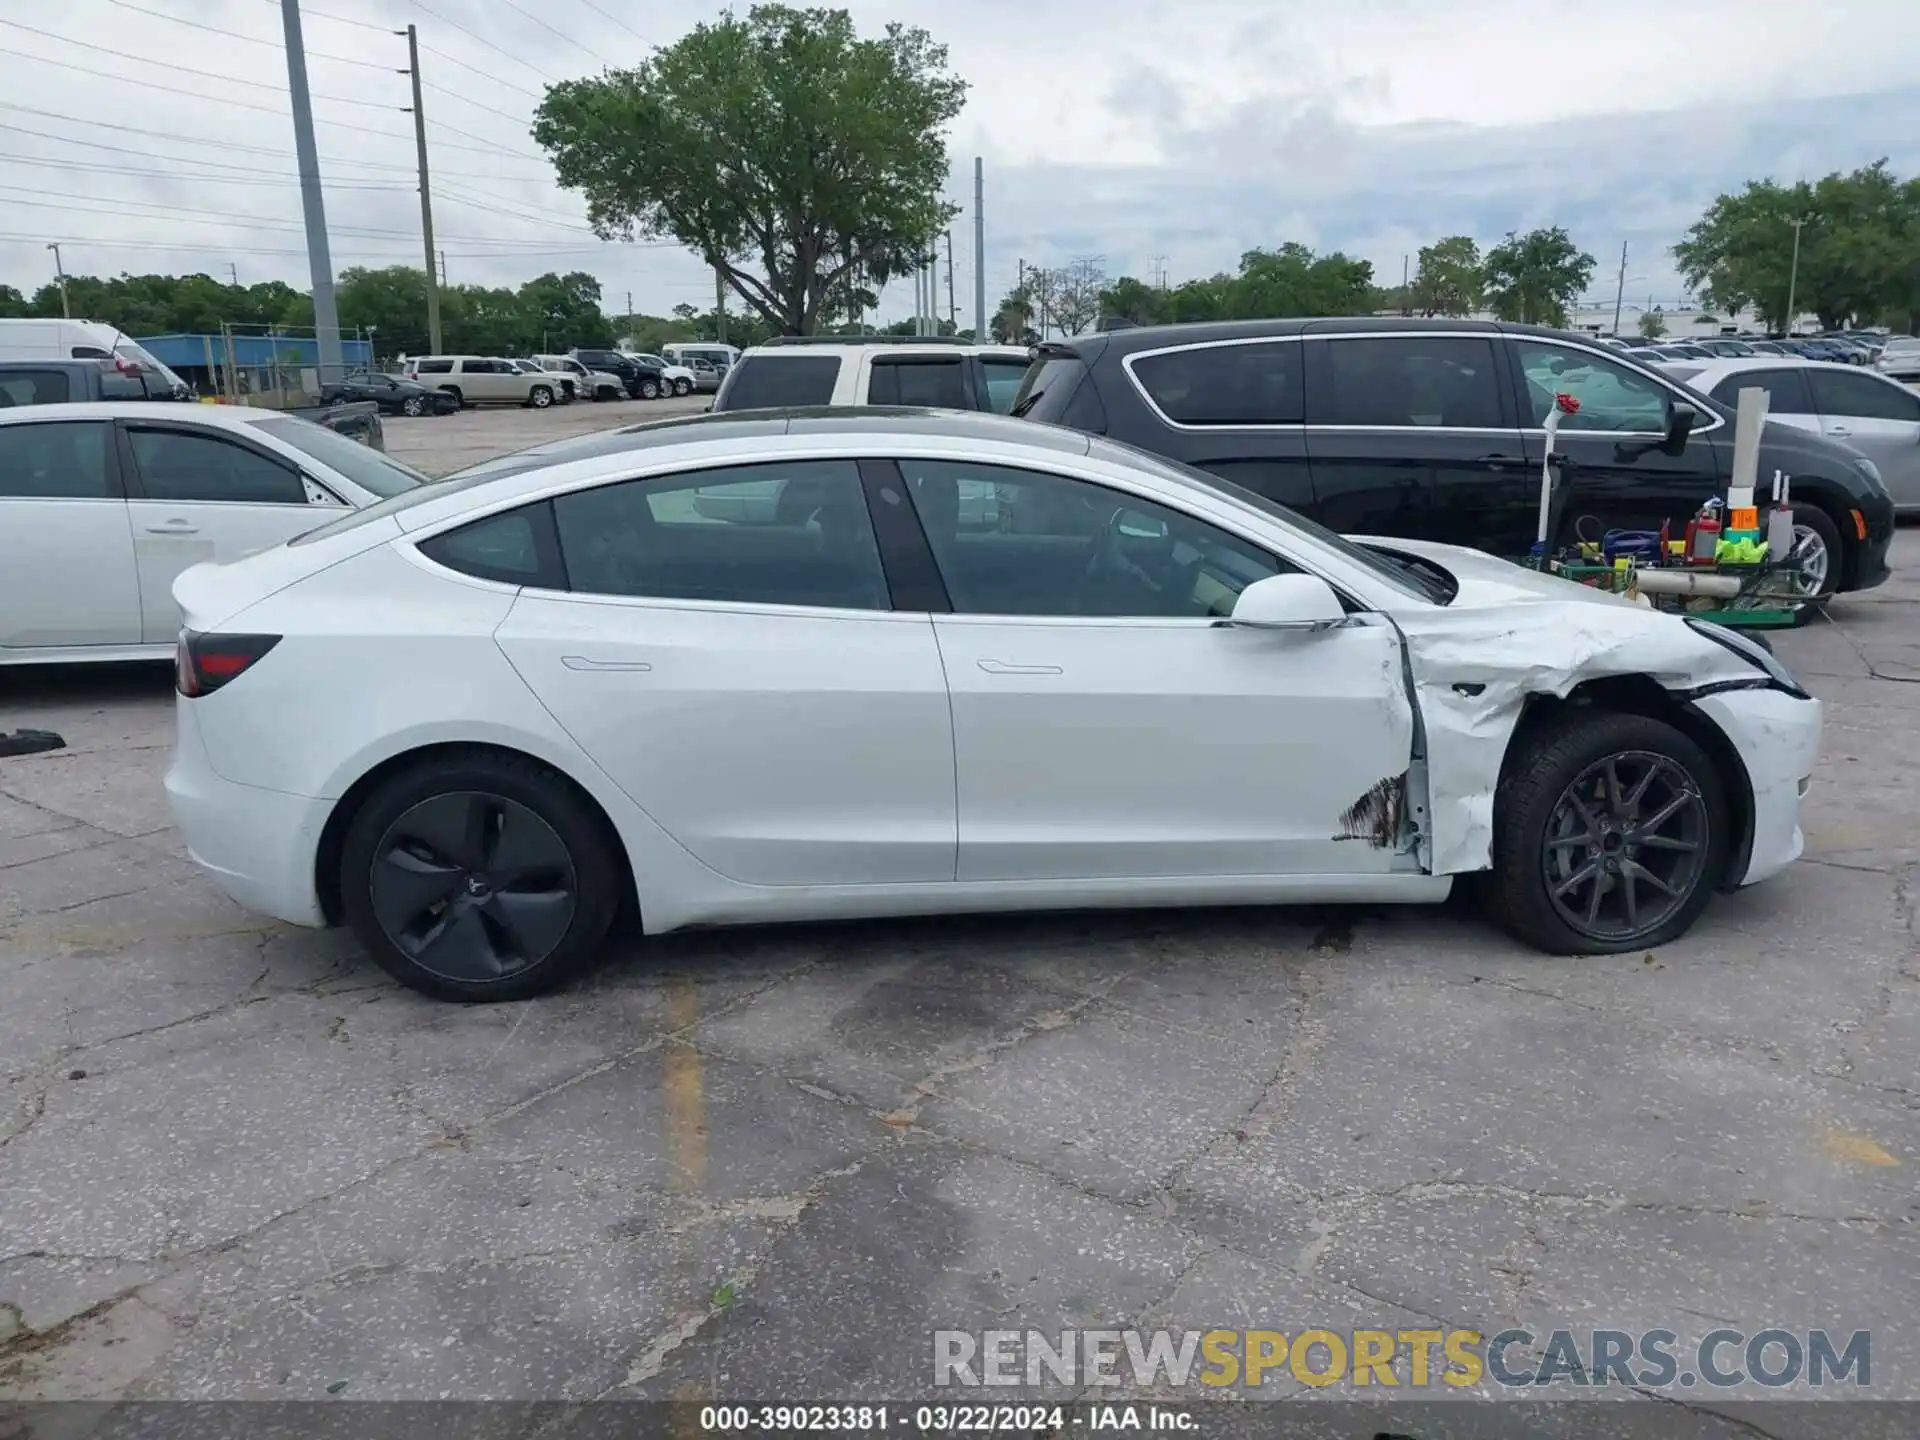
[0,17,398,107]
[0,115,541,184]
[10,47,385,120]
[570,0,655,47]
[498,0,607,66]
[409,0,562,84]
[423,80,531,129]
[284,0,403,36]
[417,42,544,101]
[0,149,412,190]
[102,0,392,69]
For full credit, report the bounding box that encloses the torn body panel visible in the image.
[1357,538,1767,878]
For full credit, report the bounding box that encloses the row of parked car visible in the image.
[320,346,743,416]
[1604,331,1896,368]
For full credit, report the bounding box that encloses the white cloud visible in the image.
[0,0,1915,331]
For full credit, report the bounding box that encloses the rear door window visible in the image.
[0,370,72,407]
[1709,368,1812,416]
[127,427,307,505]
[1128,342,1304,425]
[1317,336,1504,428]
[414,359,453,374]
[867,358,967,408]
[1807,368,1920,423]
[715,355,840,410]
[0,420,116,498]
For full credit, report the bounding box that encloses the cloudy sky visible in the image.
[1,0,1917,332]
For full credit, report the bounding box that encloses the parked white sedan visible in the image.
[164,411,1819,1002]
[0,402,427,664]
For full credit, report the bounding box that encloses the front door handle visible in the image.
[1826,425,1852,437]
[561,655,652,672]
[144,521,199,535]
[978,659,1062,675]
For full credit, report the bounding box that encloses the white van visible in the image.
[0,318,192,399]
[661,342,739,372]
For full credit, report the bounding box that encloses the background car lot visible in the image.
[1,402,1914,1401]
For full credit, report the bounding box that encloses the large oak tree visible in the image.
[533,5,965,335]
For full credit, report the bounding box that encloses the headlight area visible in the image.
[1683,619,1811,700]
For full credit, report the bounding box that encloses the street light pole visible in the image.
[1783,218,1805,337]
[402,24,443,354]
[45,243,68,317]
[280,0,343,385]
[1611,240,1628,337]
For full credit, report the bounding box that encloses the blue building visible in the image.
[136,332,374,397]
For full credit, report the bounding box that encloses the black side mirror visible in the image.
[1662,401,1699,455]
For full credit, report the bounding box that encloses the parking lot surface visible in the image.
[2,449,1916,1415]
[384,393,710,476]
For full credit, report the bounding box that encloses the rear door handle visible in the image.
[1827,425,1852,437]
[561,655,652,672]
[978,659,1062,675]
[144,521,199,535]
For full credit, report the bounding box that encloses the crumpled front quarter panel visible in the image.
[1398,603,1758,875]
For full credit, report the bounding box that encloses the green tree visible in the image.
[1227,244,1374,318]
[1410,235,1483,317]
[990,284,1036,344]
[336,266,435,354]
[1099,275,1169,327]
[1481,227,1594,326]
[517,271,614,351]
[533,4,966,335]
[0,284,26,317]
[1674,162,1920,331]
[1636,310,1667,340]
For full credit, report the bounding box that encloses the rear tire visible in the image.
[338,751,621,1002]
[528,384,554,409]
[1481,709,1728,955]
[639,377,661,400]
[440,386,463,410]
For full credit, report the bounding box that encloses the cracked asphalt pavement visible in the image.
[1,526,1915,1426]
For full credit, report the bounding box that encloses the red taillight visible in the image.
[176,631,280,697]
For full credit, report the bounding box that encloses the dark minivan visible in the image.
[1013,318,1895,598]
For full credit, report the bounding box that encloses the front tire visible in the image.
[528,384,553,409]
[338,751,620,1002]
[638,377,661,400]
[673,378,693,397]
[1481,709,1728,955]
[1786,504,1843,618]
[440,385,464,410]
[402,395,425,417]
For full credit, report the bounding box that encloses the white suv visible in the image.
[711,338,1033,414]
[403,355,563,410]
[626,352,699,397]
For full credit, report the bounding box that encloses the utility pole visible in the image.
[401,25,443,354]
[1784,218,1805,336]
[1401,254,1410,315]
[913,262,924,336]
[45,243,68,317]
[229,262,240,286]
[438,249,447,287]
[1610,240,1629,337]
[943,231,957,330]
[281,0,343,385]
[973,157,986,341]
[1150,254,1168,290]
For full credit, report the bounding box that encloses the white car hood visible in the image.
[1348,535,1772,875]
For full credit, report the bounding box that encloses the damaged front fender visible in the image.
[1395,605,1760,876]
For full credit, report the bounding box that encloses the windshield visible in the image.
[251,415,430,498]
[1084,436,1440,603]
[115,340,186,391]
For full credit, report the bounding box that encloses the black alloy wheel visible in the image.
[1481,710,1727,954]
[340,753,620,1001]
[1541,751,1710,943]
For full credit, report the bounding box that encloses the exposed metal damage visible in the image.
[1335,773,1407,848]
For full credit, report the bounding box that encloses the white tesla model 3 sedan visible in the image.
[164,409,1821,1002]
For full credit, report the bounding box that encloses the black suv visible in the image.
[1014,318,1894,597]
[572,348,665,400]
